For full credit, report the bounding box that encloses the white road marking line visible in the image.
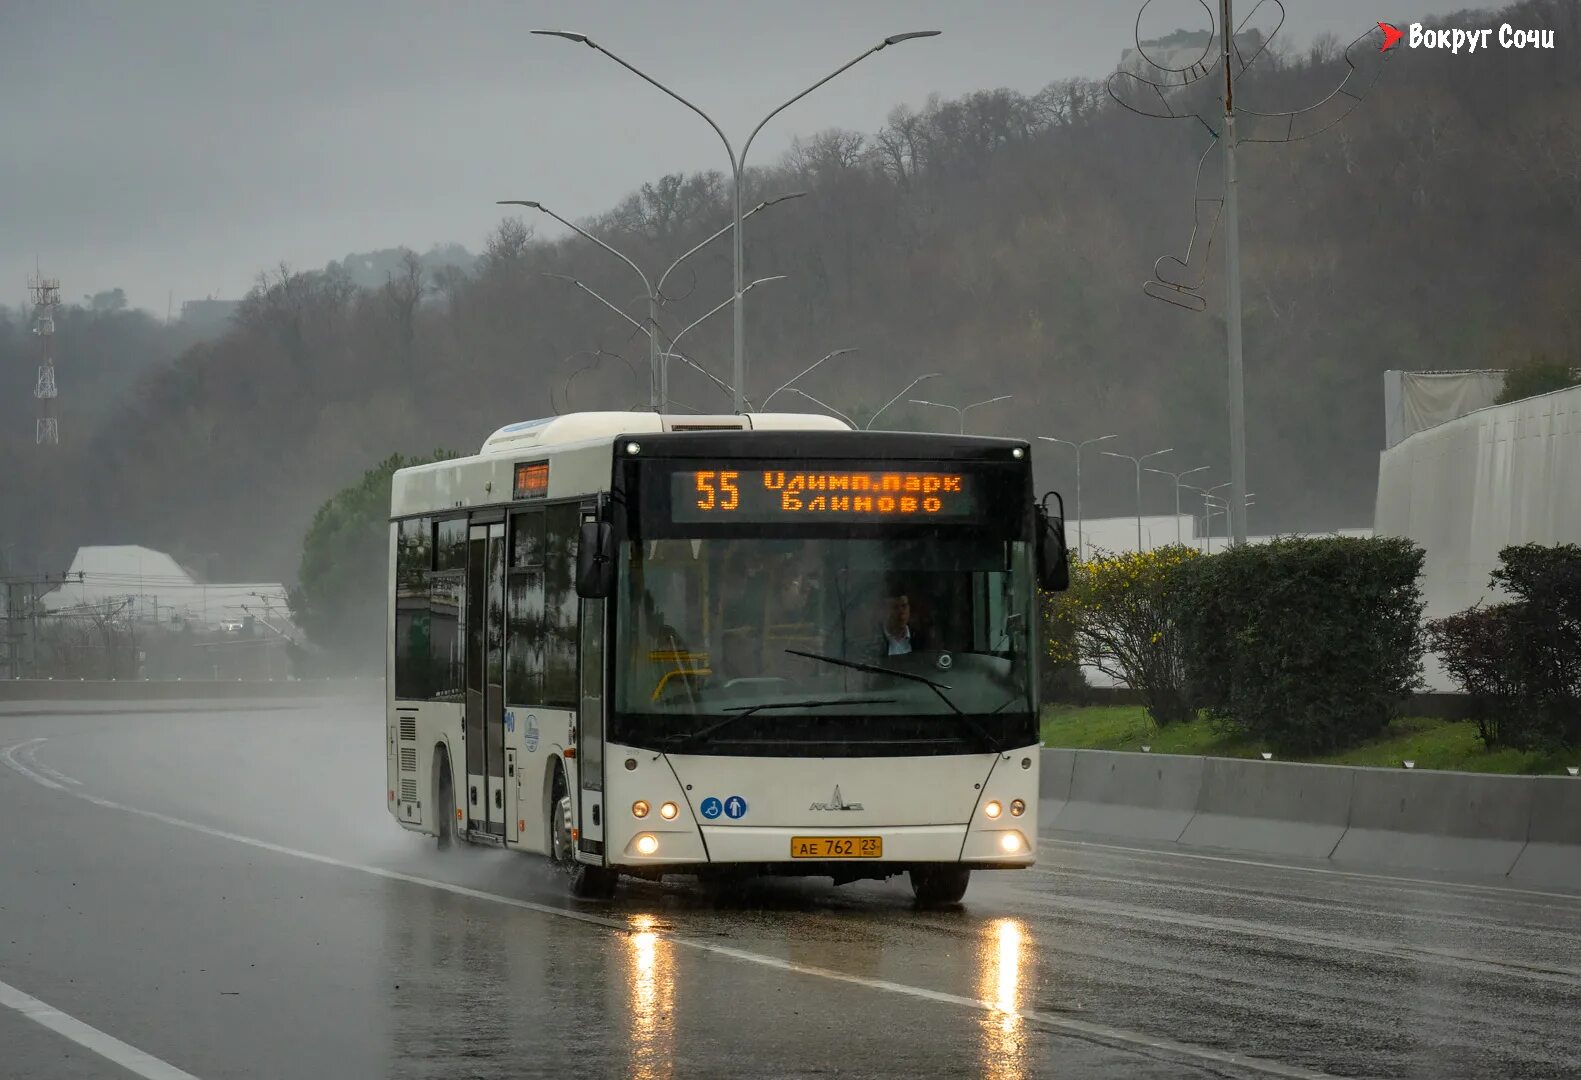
[5,739,1335,1080]
[0,977,202,1080]
[18,741,80,785]
[1037,834,1581,904]
[0,738,62,790]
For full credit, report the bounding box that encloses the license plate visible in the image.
[790,836,882,859]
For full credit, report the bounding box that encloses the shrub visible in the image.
[1493,354,1580,405]
[1427,544,1581,749]
[1038,589,1089,703]
[1045,545,1200,726]
[1173,537,1426,755]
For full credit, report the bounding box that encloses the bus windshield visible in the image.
[610,535,1036,755]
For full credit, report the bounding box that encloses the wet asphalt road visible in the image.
[1,701,1578,1080]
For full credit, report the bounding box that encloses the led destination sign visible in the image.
[670,468,979,522]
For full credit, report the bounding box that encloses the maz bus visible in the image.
[386,411,1067,902]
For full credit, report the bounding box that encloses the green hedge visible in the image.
[1427,544,1581,750]
[1172,537,1426,755]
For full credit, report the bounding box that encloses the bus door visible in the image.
[576,509,606,863]
[466,521,508,837]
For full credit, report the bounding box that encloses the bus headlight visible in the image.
[983,800,1003,819]
[1010,799,1026,817]
[659,801,679,820]
[632,800,650,819]
[635,833,659,856]
[1000,832,1024,854]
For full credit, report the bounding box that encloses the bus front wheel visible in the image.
[550,767,618,901]
[910,866,971,906]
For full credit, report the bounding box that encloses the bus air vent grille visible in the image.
[399,715,417,741]
[399,778,419,803]
[399,747,418,772]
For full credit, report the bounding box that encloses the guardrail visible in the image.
[1039,748,1581,891]
[0,679,384,702]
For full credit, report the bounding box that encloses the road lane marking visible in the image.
[1037,834,1581,904]
[1,738,62,790]
[0,977,202,1080]
[18,740,80,785]
[1009,885,1581,986]
[5,738,1336,1080]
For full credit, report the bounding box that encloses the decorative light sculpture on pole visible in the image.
[908,395,1013,435]
[865,373,940,430]
[1038,434,1117,562]
[533,29,940,414]
[1146,464,1211,545]
[501,192,803,409]
[760,348,858,410]
[1107,3,1391,545]
[1103,447,1174,551]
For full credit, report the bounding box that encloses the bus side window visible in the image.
[393,517,431,700]
[507,510,547,706]
[543,505,580,707]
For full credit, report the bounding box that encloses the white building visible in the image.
[41,545,291,632]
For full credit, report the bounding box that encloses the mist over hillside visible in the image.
[3,0,1575,584]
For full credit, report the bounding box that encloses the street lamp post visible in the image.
[1102,448,1174,552]
[865,373,941,430]
[533,29,940,413]
[502,192,802,410]
[908,395,1013,434]
[1145,465,1211,545]
[1038,434,1117,562]
[760,348,858,410]
[1188,483,1233,552]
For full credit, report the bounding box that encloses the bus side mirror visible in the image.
[576,521,615,599]
[1036,494,1070,592]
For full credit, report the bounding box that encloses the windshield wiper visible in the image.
[785,649,1003,752]
[666,697,896,750]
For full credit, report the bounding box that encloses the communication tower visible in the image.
[29,272,62,446]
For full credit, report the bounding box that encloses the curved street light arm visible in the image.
[662,275,787,358]
[866,373,941,429]
[661,347,738,402]
[501,201,653,296]
[964,394,1013,413]
[547,34,739,167]
[654,192,805,301]
[541,273,651,339]
[760,347,857,410]
[786,387,857,428]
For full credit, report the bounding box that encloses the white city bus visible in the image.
[386,411,1067,902]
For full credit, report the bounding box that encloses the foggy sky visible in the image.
[3,0,1480,313]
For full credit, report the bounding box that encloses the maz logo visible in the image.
[809,785,864,812]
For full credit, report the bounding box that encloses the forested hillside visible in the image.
[4,0,1576,583]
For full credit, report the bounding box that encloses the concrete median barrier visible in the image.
[1508,777,1581,890]
[1178,758,1356,859]
[1329,767,1535,877]
[1047,750,1205,842]
[1038,748,1078,823]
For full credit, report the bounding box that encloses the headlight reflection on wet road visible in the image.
[626,913,676,1080]
[980,917,1027,1079]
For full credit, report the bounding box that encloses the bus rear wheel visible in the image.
[910,866,971,906]
[434,750,455,851]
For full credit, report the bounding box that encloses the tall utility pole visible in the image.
[29,272,61,446]
[1108,6,1390,548]
[1221,0,1248,546]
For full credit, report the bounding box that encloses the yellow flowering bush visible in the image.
[1045,544,1200,726]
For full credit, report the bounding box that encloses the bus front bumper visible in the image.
[609,823,1034,868]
